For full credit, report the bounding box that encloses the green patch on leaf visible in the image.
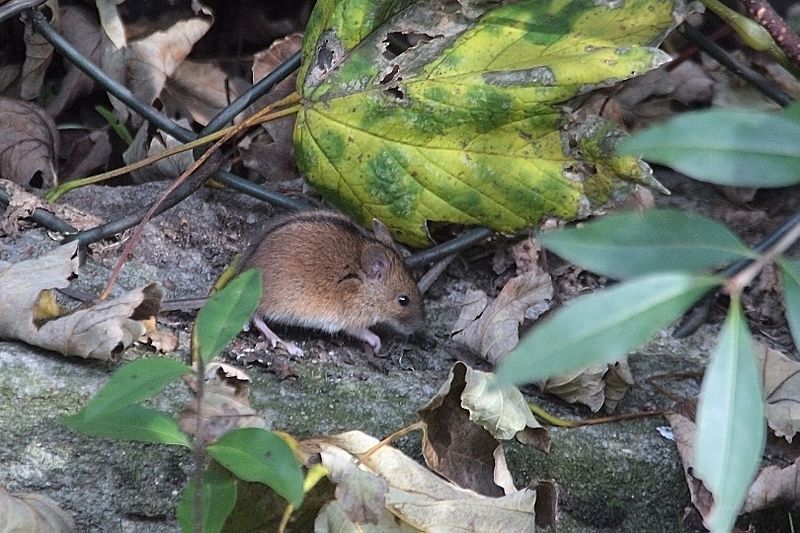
[540,209,755,279]
[177,469,237,533]
[208,428,304,508]
[63,404,191,447]
[494,273,720,386]
[618,108,800,187]
[779,258,800,351]
[296,0,685,245]
[73,357,190,420]
[196,269,262,365]
[694,300,765,533]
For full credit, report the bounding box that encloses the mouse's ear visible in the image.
[372,218,394,247]
[361,244,390,281]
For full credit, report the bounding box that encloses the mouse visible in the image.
[239,210,425,356]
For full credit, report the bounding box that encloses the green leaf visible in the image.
[177,469,237,533]
[494,273,720,386]
[779,258,800,350]
[76,357,190,420]
[207,428,303,508]
[296,0,683,245]
[196,269,262,364]
[694,300,765,533]
[618,108,800,187]
[539,209,755,279]
[63,404,191,447]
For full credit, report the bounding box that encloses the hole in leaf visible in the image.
[316,37,336,71]
[381,31,436,59]
[28,171,44,189]
[385,86,404,100]
[379,64,400,85]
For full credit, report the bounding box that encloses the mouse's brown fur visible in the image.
[241,210,424,354]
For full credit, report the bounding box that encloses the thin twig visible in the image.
[679,23,793,107]
[99,94,302,299]
[727,215,800,295]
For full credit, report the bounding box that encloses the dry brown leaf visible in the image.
[0,180,103,236]
[603,360,635,412]
[138,316,178,353]
[20,3,57,100]
[664,413,715,529]
[179,362,266,443]
[161,60,249,126]
[125,12,213,125]
[0,96,59,187]
[418,362,548,497]
[95,0,127,49]
[0,243,162,359]
[0,62,21,95]
[315,500,418,533]
[0,179,44,235]
[742,457,800,514]
[754,342,800,443]
[58,129,112,182]
[0,485,75,532]
[320,445,389,525]
[539,364,607,411]
[452,239,552,364]
[666,412,798,528]
[538,360,631,412]
[239,33,303,183]
[46,6,105,118]
[251,32,302,109]
[306,431,537,532]
[123,122,194,181]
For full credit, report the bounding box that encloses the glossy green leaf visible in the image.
[296,0,685,245]
[76,357,190,420]
[208,428,303,508]
[177,469,237,533]
[618,108,800,187]
[495,273,720,386]
[694,300,765,533]
[540,209,755,279]
[196,269,262,364]
[63,404,191,447]
[779,258,800,350]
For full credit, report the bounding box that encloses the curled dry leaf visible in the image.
[123,121,194,182]
[161,60,249,126]
[754,342,800,442]
[0,179,44,236]
[418,362,549,497]
[21,7,56,100]
[240,33,303,183]
[307,431,537,532]
[320,445,389,525]
[0,243,162,360]
[539,359,633,413]
[452,238,553,364]
[666,412,798,528]
[0,485,75,532]
[0,96,59,187]
[179,362,266,443]
[58,129,113,182]
[0,179,103,234]
[46,6,104,118]
[138,316,178,353]
[125,12,213,124]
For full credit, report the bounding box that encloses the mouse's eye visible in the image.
[398,295,410,307]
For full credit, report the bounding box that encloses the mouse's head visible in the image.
[359,220,425,334]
